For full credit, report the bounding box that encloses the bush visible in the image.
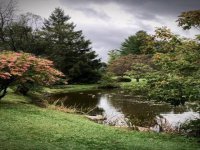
[98,73,119,89]
[121,79,148,95]
[116,77,132,82]
[180,119,200,137]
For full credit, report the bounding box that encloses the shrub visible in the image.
[116,77,132,82]
[180,119,200,137]
[122,81,149,95]
[98,73,119,89]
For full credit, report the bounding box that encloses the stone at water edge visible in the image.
[85,115,106,121]
[150,124,162,133]
[136,126,150,132]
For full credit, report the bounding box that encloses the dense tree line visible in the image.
[107,10,200,105]
[0,1,102,83]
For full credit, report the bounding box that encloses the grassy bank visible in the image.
[41,84,98,94]
[0,90,199,150]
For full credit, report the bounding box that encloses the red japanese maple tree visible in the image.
[0,51,64,99]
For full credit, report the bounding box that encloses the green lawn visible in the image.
[41,84,98,94]
[0,90,199,150]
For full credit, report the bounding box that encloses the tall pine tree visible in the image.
[42,8,102,83]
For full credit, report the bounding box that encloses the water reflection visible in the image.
[48,90,199,128]
[158,111,200,128]
[97,95,128,126]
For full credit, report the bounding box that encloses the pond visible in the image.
[47,89,199,131]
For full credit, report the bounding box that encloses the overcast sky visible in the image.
[11,0,200,61]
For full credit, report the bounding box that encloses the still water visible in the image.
[48,90,199,128]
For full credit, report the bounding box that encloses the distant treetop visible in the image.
[177,10,200,30]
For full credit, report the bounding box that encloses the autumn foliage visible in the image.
[0,51,64,99]
[108,54,152,77]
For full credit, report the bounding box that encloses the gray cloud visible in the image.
[78,21,155,61]
[117,0,200,22]
[59,0,200,24]
[77,8,111,21]
[81,25,133,61]
[60,0,200,15]
[16,0,200,62]
[58,0,200,61]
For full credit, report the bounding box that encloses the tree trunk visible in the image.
[178,86,186,105]
[0,87,7,100]
[136,78,140,82]
[0,78,14,100]
[16,84,29,96]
